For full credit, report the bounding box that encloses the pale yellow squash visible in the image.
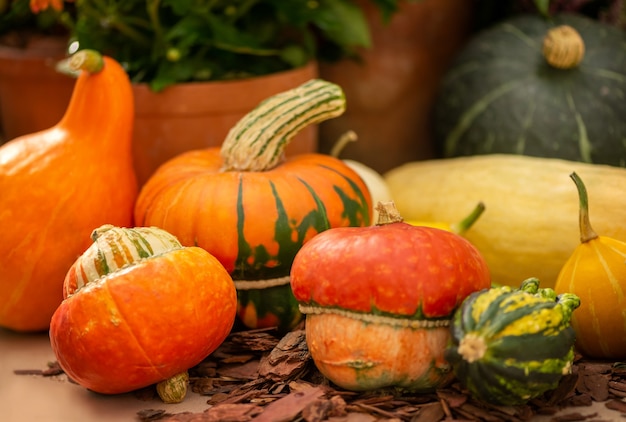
[384,154,626,288]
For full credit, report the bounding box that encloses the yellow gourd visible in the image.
[406,202,485,234]
[554,172,626,359]
[384,154,626,288]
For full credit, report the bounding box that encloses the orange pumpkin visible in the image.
[50,225,236,395]
[135,80,372,332]
[554,172,626,359]
[0,50,137,331]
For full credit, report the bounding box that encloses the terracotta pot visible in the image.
[0,35,74,143]
[319,0,477,174]
[132,61,320,186]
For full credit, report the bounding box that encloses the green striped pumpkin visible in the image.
[134,79,372,333]
[445,278,580,406]
[434,13,626,166]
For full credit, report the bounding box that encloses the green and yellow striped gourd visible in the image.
[445,278,580,406]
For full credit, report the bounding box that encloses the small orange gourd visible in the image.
[554,172,626,359]
[0,50,138,331]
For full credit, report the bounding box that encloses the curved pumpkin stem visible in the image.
[570,172,599,244]
[220,79,346,172]
[329,130,358,159]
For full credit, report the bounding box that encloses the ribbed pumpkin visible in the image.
[291,201,491,392]
[554,172,626,359]
[135,80,372,332]
[434,13,626,166]
[50,225,236,395]
[0,50,137,332]
[445,278,580,406]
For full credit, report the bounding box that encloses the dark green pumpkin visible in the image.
[445,278,580,406]
[434,13,626,167]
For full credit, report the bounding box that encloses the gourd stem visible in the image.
[542,25,585,69]
[458,333,487,363]
[375,201,404,225]
[570,172,598,243]
[156,371,189,404]
[450,202,486,234]
[220,79,345,172]
[557,293,581,324]
[330,130,358,159]
[68,49,105,74]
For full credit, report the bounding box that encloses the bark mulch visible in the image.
[15,326,626,422]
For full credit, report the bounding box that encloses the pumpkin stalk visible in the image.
[156,371,189,404]
[542,25,585,69]
[68,49,106,74]
[570,172,599,243]
[375,201,404,225]
[220,79,346,172]
[457,333,488,363]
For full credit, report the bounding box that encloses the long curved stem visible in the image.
[570,172,598,244]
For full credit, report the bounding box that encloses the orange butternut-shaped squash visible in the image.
[0,50,137,331]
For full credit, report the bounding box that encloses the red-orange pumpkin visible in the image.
[134,80,372,332]
[50,225,236,395]
[290,201,491,391]
[0,50,137,331]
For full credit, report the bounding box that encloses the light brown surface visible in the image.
[1,328,208,422]
[1,327,621,422]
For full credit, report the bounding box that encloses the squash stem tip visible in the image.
[156,371,189,404]
[457,333,487,363]
[375,201,404,225]
[542,25,585,69]
[68,49,105,75]
[330,130,358,158]
[452,201,486,234]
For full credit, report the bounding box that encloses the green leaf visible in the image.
[313,0,371,49]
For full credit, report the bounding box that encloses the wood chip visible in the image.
[411,402,445,422]
[258,329,310,382]
[605,398,626,413]
[18,324,626,422]
[250,386,325,422]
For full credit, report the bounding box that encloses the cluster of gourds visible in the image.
[1,8,625,406]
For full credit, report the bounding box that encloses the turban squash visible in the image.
[50,225,236,395]
[135,80,372,332]
[290,201,491,391]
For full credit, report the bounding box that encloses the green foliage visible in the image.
[71,0,398,91]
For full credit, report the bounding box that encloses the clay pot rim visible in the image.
[132,60,319,114]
